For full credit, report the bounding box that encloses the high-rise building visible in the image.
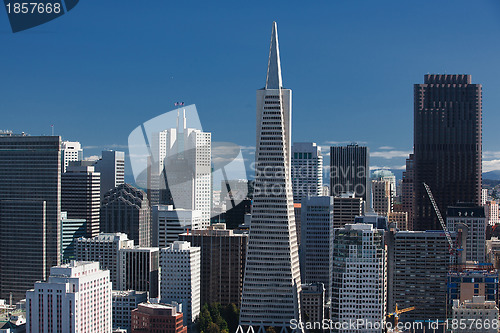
[75,232,134,290]
[94,150,125,199]
[26,261,112,333]
[61,211,87,262]
[61,141,83,173]
[160,241,201,326]
[152,205,202,247]
[119,247,159,298]
[101,183,151,246]
[291,142,323,203]
[372,179,392,216]
[112,290,148,332]
[372,169,396,198]
[387,230,452,321]
[484,200,499,225]
[401,154,415,230]
[62,164,101,237]
[447,265,499,307]
[331,224,386,333]
[452,296,498,333]
[0,134,61,301]
[300,283,325,327]
[413,74,482,231]
[131,303,187,333]
[330,144,370,210]
[332,194,363,229]
[447,203,486,263]
[179,224,248,307]
[299,196,333,303]
[387,211,408,231]
[239,22,303,329]
[148,111,212,227]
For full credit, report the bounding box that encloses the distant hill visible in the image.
[484,170,500,181]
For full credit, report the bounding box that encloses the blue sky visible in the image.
[2,0,500,180]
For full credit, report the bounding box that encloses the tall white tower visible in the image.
[239,22,303,331]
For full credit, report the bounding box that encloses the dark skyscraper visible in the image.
[330,144,370,208]
[413,74,482,231]
[0,133,61,301]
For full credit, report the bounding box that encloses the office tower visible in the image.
[101,183,151,246]
[61,141,83,173]
[120,247,159,298]
[371,179,392,216]
[62,164,101,237]
[294,203,301,245]
[447,265,498,307]
[152,205,202,247]
[179,224,248,307]
[484,200,499,225]
[75,233,134,290]
[387,230,452,321]
[94,150,125,199]
[148,111,212,227]
[61,211,87,262]
[414,74,482,231]
[291,142,323,202]
[112,290,148,332]
[239,22,303,329]
[372,169,396,198]
[300,283,325,326]
[131,303,187,333]
[331,224,386,332]
[387,211,408,231]
[452,296,498,333]
[447,203,486,262]
[330,144,370,209]
[160,241,201,326]
[401,154,415,230]
[26,261,112,333]
[487,238,500,268]
[332,194,363,229]
[299,196,333,302]
[224,198,252,230]
[0,134,61,301]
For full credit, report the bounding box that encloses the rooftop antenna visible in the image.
[51,124,54,136]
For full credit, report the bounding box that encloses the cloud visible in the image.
[483,160,500,173]
[370,165,406,171]
[378,146,395,150]
[84,144,130,150]
[483,151,500,159]
[370,150,412,159]
[323,141,368,145]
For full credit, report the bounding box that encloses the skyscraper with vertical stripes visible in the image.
[239,22,303,331]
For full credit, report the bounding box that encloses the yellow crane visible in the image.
[387,304,416,331]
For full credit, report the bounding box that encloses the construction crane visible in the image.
[422,182,454,249]
[387,303,416,330]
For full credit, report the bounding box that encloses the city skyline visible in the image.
[2,1,500,180]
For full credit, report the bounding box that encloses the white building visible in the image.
[112,290,148,332]
[26,261,112,333]
[149,110,212,227]
[239,22,303,330]
[452,296,498,333]
[61,141,83,173]
[446,203,486,262]
[160,241,201,327]
[151,205,202,247]
[75,233,134,290]
[291,142,323,203]
[484,200,499,225]
[331,224,386,333]
[371,179,392,216]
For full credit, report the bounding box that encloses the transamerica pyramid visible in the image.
[239,22,303,332]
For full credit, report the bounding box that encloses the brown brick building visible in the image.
[131,303,186,333]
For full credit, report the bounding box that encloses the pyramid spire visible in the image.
[265,21,282,89]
